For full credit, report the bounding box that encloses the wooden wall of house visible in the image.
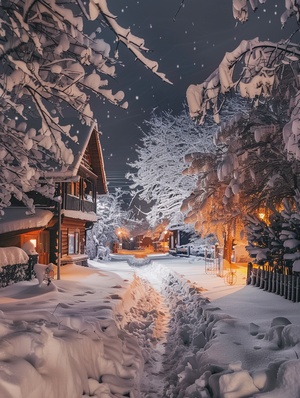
[0,234,21,248]
[0,230,50,264]
[61,217,86,256]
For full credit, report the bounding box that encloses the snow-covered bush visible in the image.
[0,247,30,287]
[245,194,300,271]
[86,189,137,259]
[0,247,29,267]
[96,246,111,261]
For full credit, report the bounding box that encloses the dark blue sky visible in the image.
[95,1,294,199]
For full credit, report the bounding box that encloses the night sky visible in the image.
[95,1,294,201]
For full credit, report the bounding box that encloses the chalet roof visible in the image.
[45,122,108,195]
[0,207,54,235]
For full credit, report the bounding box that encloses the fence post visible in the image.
[280,274,284,296]
[268,270,273,292]
[275,272,280,294]
[264,270,269,291]
[295,276,300,302]
[259,269,265,289]
[286,275,292,300]
[255,268,261,287]
[285,274,290,299]
[247,262,252,285]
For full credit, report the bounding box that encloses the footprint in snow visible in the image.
[109,294,122,300]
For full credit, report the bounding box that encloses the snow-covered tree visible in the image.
[126,108,218,228]
[86,189,136,259]
[245,194,300,271]
[280,194,300,271]
[245,212,284,266]
[184,1,300,258]
[186,3,300,160]
[0,0,170,214]
[182,95,300,259]
[211,84,300,213]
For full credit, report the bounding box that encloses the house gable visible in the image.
[81,129,108,195]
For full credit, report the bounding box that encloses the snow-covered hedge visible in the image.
[0,247,30,287]
[0,247,28,267]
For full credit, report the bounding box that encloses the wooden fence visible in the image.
[247,262,300,302]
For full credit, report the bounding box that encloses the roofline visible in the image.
[44,121,98,179]
[95,130,108,194]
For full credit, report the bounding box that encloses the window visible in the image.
[67,182,80,197]
[83,179,94,202]
[68,231,79,254]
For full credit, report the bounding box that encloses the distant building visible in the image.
[168,224,193,250]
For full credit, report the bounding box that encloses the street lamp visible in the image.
[117,230,122,249]
[163,230,168,253]
[259,212,265,220]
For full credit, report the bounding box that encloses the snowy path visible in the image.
[122,269,171,397]
[127,260,300,398]
[129,262,211,397]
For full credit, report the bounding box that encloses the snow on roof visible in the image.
[62,209,97,222]
[45,121,96,178]
[0,207,54,235]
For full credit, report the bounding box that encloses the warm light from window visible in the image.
[30,239,37,249]
[259,213,265,220]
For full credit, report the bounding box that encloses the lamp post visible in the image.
[163,230,168,253]
[57,195,62,280]
[117,230,122,250]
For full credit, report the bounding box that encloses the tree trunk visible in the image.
[223,223,233,264]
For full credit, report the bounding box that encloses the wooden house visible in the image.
[0,125,108,268]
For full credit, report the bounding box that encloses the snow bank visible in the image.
[0,262,146,398]
[0,314,143,398]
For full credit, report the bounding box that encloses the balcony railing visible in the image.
[64,195,95,213]
[82,199,95,213]
[65,195,81,211]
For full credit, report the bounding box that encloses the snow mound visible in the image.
[21,240,38,255]
[0,247,29,267]
[0,316,143,398]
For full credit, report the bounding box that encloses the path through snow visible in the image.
[127,261,211,397]
[126,259,300,398]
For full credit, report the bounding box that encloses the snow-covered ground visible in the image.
[1,254,300,397]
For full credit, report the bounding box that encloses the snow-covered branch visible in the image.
[0,0,169,212]
[232,0,300,25]
[187,38,300,122]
